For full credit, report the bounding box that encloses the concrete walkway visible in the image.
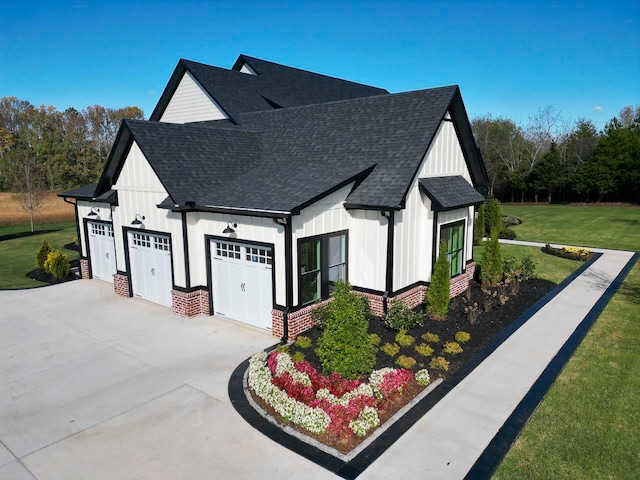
[0,244,636,479]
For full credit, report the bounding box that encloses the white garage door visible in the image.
[88,222,116,283]
[211,240,273,330]
[128,232,173,308]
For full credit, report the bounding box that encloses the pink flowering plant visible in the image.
[249,350,428,438]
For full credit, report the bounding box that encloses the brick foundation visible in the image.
[450,262,475,298]
[113,273,130,298]
[171,289,210,318]
[80,258,90,279]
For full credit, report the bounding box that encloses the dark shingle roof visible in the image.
[121,86,467,213]
[150,56,388,122]
[58,183,97,200]
[418,176,485,211]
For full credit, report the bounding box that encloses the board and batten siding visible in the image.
[111,142,186,287]
[186,213,286,307]
[393,115,475,291]
[348,209,388,292]
[77,201,112,258]
[160,71,228,124]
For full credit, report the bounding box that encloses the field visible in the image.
[0,191,76,226]
[492,204,640,479]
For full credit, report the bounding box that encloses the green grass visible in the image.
[474,243,580,285]
[0,222,79,289]
[493,263,640,479]
[501,204,640,251]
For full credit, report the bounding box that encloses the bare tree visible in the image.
[522,105,561,173]
[10,148,45,232]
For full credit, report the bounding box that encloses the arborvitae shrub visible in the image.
[36,239,52,269]
[474,203,486,243]
[426,240,451,320]
[44,250,70,278]
[485,196,501,233]
[481,227,503,285]
[316,280,376,379]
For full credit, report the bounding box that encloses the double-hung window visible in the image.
[299,231,347,305]
[440,222,465,278]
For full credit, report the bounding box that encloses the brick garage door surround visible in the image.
[172,288,210,317]
[274,262,476,341]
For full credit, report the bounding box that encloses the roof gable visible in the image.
[159,71,228,123]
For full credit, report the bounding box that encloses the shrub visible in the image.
[369,333,381,346]
[415,369,431,386]
[316,281,376,379]
[291,351,305,363]
[464,302,480,324]
[44,250,70,278]
[381,342,400,357]
[481,227,502,285]
[396,355,417,369]
[520,254,537,280]
[474,204,485,244]
[426,240,450,320]
[485,196,501,233]
[443,341,463,354]
[36,239,52,269]
[384,299,423,331]
[395,330,415,347]
[429,356,450,372]
[295,335,313,349]
[422,332,440,343]
[455,331,471,343]
[275,344,290,354]
[499,227,517,240]
[415,343,434,357]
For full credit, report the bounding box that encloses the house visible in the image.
[60,54,488,340]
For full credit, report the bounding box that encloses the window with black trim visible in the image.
[440,222,465,277]
[299,231,347,306]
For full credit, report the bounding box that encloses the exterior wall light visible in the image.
[223,222,237,234]
[88,207,99,218]
[131,214,145,226]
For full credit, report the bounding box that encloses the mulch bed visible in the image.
[250,278,556,454]
[25,242,80,285]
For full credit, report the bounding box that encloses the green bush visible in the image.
[395,330,415,347]
[369,333,381,346]
[443,341,463,354]
[315,280,376,379]
[381,342,400,357]
[36,239,52,269]
[396,355,417,369]
[422,332,440,343]
[295,335,312,349]
[275,344,289,354]
[291,351,305,363]
[415,343,435,357]
[384,299,423,331]
[520,254,537,280]
[455,331,471,343]
[44,250,70,278]
[485,196,501,232]
[481,227,503,286]
[429,356,450,372]
[426,240,450,320]
[474,204,486,244]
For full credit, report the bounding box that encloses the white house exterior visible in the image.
[61,54,487,340]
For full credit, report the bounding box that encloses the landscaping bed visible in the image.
[247,277,555,454]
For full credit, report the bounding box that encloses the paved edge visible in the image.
[228,253,605,480]
[464,251,640,480]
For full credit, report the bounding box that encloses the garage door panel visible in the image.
[129,232,172,308]
[88,222,116,283]
[211,240,272,330]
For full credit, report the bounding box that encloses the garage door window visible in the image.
[132,233,151,248]
[298,231,347,306]
[91,223,113,237]
[246,247,273,265]
[216,242,241,259]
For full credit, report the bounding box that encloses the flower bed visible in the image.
[542,244,593,261]
[248,350,429,443]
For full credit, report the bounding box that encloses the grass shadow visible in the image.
[0,229,61,243]
[616,282,640,305]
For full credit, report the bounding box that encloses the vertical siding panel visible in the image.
[160,72,228,124]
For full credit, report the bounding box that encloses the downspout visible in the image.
[62,197,82,256]
[381,210,395,315]
[275,216,293,343]
[181,207,192,290]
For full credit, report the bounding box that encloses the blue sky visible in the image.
[1,0,638,130]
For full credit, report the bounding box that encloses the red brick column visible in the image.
[171,289,210,318]
[80,258,90,279]
[113,273,130,297]
[271,309,284,339]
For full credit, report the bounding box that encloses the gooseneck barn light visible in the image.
[131,214,145,226]
[223,222,237,234]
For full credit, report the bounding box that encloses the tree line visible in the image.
[472,105,640,203]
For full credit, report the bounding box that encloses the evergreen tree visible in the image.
[481,227,503,285]
[426,240,451,320]
[474,203,486,244]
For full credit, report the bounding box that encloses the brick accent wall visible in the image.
[394,285,429,309]
[286,298,333,341]
[80,258,90,279]
[271,309,285,339]
[113,273,130,297]
[171,289,210,318]
[450,262,475,298]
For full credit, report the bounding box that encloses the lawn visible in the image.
[501,203,640,251]
[0,222,79,289]
[492,204,640,479]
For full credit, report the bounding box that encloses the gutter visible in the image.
[62,196,82,257]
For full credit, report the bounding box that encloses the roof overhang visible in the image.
[418,175,485,212]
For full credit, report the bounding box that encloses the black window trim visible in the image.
[438,219,466,279]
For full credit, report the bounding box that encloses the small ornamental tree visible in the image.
[485,196,501,233]
[481,227,503,285]
[316,280,376,379]
[474,203,485,244]
[44,249,70,278]
[36,239,52,269]
[426,240,450,320]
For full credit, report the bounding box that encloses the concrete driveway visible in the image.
[0,281,336,480]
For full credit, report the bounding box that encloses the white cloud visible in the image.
[591,106,603,111]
